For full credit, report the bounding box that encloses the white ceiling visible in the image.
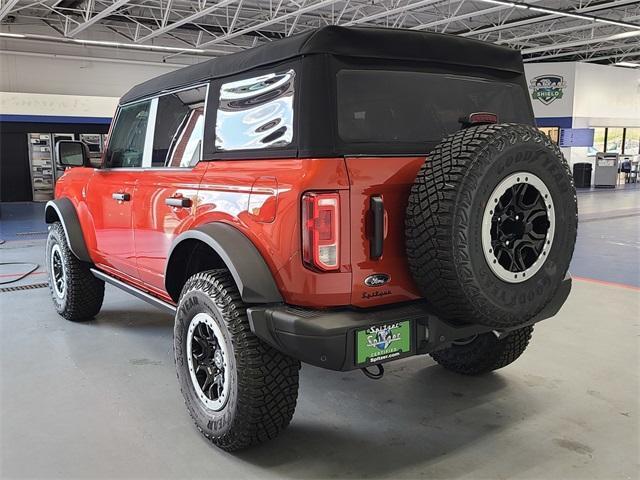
[1,0,638,67]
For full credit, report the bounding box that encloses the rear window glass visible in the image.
[337,70,531,144]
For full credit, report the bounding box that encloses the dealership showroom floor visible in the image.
[1,186,638,479]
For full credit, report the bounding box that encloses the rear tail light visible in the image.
[302,192,340,271]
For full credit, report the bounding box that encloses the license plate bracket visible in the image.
[355,320,413,367]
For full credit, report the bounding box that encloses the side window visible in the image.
[106,101,151,168]
[151,85,207,168]
[215,70,295,151]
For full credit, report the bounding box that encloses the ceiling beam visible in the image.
[584,51,640,62]
[523,41,640,62]
[0,0,20,22]
[459,0,640,37]
[66,0,130,37]
[522,30,640,55]
[197,0,342,47]
[496,14,640,46]
[341,0,445,27]
[411,0,542,31]
[136,0,238,43]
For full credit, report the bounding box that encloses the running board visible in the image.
[90,268,177,315]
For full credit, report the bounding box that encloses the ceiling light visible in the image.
[595,18,640,30]
[71,38,205,53]
[476,0,527,8]
[614,61,640,68]
[0,32,25,38]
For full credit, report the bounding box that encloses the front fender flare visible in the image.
[166,223,283,304]
[44,198,91,262]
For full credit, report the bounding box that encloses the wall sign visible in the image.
[529,75,567,105]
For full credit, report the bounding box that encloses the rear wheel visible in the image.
[45,222,104,321]
[406,124,577,328]
[174,269,300,451]
[430,326,533,375]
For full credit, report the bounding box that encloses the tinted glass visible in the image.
[216,70,295,151]
[152,86,206,167]
[57,142,84,166]
[106,101,150,168]
[337,70,531,144]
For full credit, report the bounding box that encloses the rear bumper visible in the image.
[248,275,572,371]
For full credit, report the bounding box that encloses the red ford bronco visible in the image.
[46,26,577,451]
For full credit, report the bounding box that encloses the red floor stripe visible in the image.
[573,275,640,292]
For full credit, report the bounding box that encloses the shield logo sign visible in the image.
[529,75,567,105]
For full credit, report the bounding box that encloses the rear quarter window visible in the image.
[337,70,531,144]
[215,70,295,152]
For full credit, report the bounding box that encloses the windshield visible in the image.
[337,70,532,145]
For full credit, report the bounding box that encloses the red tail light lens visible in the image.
[302,192,340,271]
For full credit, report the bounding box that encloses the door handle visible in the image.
[165,197,192,208]
[112,192,130,202]
[369,195,384,260]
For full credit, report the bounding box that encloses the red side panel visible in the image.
[196,158,352,307]
[344,157,424,307]
[132,162,209,294]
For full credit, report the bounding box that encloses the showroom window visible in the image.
[105,100,151,168]
[151,85,207,168]
[592,127,606,153]
[605,128,624,153]
[215,70,295,151]
[589,127,640,155]
[538,127,559,144]
[624,128,639,154]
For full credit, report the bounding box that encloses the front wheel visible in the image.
[45,222,104,321]
[174,269,300,451]
[430,326,533,375]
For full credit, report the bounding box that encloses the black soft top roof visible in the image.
[120,25,524,105]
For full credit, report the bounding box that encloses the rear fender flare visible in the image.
[44,198,91,262]
[166,223,283,304]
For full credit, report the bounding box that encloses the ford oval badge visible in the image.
[364,273,390,287]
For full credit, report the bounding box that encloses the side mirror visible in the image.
[56,140,89,167]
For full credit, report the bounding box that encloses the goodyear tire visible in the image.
[431,326,533,375]
[174,269,300,451]
[45,222,104,321]
[406,124,577,328]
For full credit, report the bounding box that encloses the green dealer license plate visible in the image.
[355,321,412,366]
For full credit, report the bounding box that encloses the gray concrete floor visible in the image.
[1,189,639,479]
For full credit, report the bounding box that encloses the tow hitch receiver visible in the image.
[361,364,385,380]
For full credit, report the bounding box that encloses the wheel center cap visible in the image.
[214,350,223,369]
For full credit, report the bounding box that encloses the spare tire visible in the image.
[405,124,577,328]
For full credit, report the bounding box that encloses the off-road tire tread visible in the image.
[405,123,576,327]
[177,269,299,451]
[46,222,104,321]
[430,326,533,375]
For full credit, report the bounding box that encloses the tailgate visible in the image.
[345,157,425,307]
